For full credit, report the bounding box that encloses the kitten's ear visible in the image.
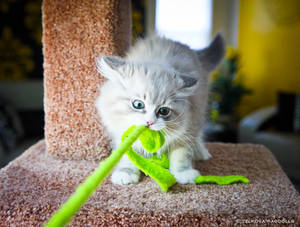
[177,74,198,96]
[96,55,126,82]
[196,34,225,72]
[180,75,198,88]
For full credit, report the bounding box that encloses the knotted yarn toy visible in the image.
[45,125,249,227]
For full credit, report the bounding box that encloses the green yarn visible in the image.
[126,148,176,192]
[195,175,250,185]
[123,126,249,189]
[122,125,176,192]
[122,125,165,153]
[148,153,169,169]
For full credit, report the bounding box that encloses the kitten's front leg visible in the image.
[194,142,211,161]
[169,147,200,184]
[111,155,140,185]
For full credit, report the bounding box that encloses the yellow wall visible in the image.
[238,0,300,117]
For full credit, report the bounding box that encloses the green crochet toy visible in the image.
[45,125,249,227]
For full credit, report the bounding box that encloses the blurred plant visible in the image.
[132,0,145,42]
[0,27,34,80]
[0,0,15,13]
[25,0,42,45]
[209,46,251,122]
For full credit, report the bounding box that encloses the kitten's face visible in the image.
[97,57,197,136]
[118,70,186,132]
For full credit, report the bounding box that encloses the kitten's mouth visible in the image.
[147,125,156,130]
[147,124,164,131]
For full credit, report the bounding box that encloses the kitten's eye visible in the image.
[132,99,145,109]
[158,107,170,116]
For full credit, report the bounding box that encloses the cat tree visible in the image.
[43,0,131,161]
[0,0,299,226]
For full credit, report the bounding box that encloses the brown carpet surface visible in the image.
[43,0,131,161]
[0,141,299,226]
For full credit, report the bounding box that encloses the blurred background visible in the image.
[0,0,299,190]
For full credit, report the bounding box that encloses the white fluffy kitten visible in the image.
[95,35,224,185]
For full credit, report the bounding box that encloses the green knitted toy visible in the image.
[121,125,176,193]
[123,126,249,188]
[45,125,249,227]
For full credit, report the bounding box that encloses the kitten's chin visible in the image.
[148,124,164,131]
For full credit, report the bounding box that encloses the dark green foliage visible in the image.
[210,56,251,116]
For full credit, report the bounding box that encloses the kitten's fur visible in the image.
[95,35,224,185]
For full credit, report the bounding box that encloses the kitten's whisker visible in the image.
[167,127,196,146]
[164,127,197,153]
[166,110,186,123]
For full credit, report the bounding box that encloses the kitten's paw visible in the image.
[111,168,140,185]
[171,169,200,184]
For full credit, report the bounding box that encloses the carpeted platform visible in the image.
[1,141,299,226]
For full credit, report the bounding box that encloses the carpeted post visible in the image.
[43,0,131,160]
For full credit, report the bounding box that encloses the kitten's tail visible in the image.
[196,34,225,72]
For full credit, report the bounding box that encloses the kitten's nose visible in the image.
[147,121,155,127]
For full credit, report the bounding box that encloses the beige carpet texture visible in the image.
[0,141,299,226]
[43,0,131,161]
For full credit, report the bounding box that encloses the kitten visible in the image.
[95,35,224,185]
